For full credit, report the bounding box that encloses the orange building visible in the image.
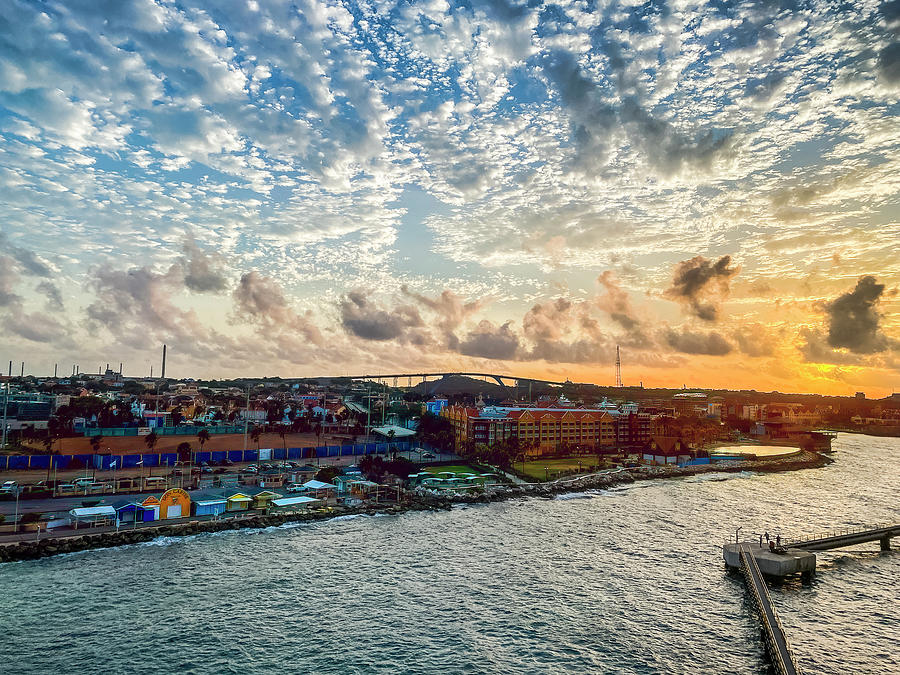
[442,405,617,457]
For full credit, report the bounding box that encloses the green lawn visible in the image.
[422,465,482,476]
[517,457,613,481]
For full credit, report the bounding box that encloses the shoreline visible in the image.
[0,450,833,564]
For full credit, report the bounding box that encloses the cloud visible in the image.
[36,280,64,311]
[664,255,740,321]
[458,320,520,360]
[401,285,482,335]
[664,328,733,355]
[339,290,424,342]
[825,275,894,353]
[734,323,777,357]
[878,42,900,84]
[233,272,322,344]
[178,237,228,293]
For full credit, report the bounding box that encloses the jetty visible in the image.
[725,522,898,675]
[736,543,799,675]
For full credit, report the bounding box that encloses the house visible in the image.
[113,500,156,524]
[140,496,161,520]
[192,493,228,517]
[158,488,191,519]
[642,436,693,465]
[224,490,253,512]
[251,490,282,509]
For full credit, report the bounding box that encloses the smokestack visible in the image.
[54,364,58,378]
[106,363,109,372]
[7,361,11,377]
[20,362,24,377]
[72,364,76,376]
[161,344,167,380]
[119,362,123,375]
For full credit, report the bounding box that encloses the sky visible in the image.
[0,0,898,396]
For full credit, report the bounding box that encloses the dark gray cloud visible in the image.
[744,70,788,104]
[234,272,322,344]
[179,237,228,293]
[664,328,733,355]
[401,286,481,334]
[877,42,900,83]
[0,255,20,308]
[339,290,423,342]
[458,320,520,360]
[825,275,894,353]
[37,280,64,311]
[0,233,52,278]
[664,255,740,321]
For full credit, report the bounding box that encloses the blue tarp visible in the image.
[29,455,50,469]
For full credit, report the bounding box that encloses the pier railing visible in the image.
[783,523,899,546]
[738,544,800,675]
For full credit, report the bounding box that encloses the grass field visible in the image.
[517,457,613,481]
[422,465,481,476]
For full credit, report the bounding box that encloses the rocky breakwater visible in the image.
[0,452,831,564]
[0,499,450,564]
[432,449,833,506]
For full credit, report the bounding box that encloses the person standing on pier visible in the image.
[765,531,770,543]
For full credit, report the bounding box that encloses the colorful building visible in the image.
[158,488,191,519]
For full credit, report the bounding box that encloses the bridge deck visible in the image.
[739,544,800,675]
[786,524,899,551]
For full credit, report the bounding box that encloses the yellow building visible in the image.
[159,488,191,519]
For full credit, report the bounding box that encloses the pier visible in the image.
[785,523,899,551]
[737,543,799,675]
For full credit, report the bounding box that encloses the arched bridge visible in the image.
[319,372,593,394]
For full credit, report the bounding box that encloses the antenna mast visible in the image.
[615,345,622,387]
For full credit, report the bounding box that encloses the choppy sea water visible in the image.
[1,434,897,674]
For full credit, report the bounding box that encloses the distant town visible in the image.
[0,359,898,550]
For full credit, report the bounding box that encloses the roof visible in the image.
[70,506,116,517]
[303,480,337,489]
[371,424,416,438]
[271,496,320,507]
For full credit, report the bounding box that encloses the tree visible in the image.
[197,428,210,466]
[176,441,192,463]
[144,430,158,454]
[250,426,262,450]
[277,425,288,455]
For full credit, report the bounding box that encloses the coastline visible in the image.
[0,450,832,564]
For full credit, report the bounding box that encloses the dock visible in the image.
[736,543,800,675]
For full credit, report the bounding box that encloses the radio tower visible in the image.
[615,345,622,387]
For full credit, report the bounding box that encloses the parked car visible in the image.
[243,466,258,474]
[421,452,436,459]
[222,459,234,466]
[201,467,213,474]
[286,483,305,493]
[73,477,94,488]
[0,481,18,494]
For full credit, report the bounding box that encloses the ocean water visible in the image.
[1,434,897,674]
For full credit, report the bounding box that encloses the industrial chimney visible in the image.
[161,344,167,380]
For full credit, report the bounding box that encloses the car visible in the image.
[222,459,234,466]
[0,481,18,494]
[243,466,258,474]
[286,483,305,493]
[421,452,436,459]
[73,477,94,488]
[202,467,213,474]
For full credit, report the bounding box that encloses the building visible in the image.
[616,412,652,447]
[442,404,617,456]
[642,436,693,465]
[158,488,191,519]
[673,392,708,417]
[424,397,449,416]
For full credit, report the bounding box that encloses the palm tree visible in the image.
[277,424,288,457]
[90,434,103,480]
[250,426,262,450]
[197,428,210,465]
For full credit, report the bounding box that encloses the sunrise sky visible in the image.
[0,0,898,396]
